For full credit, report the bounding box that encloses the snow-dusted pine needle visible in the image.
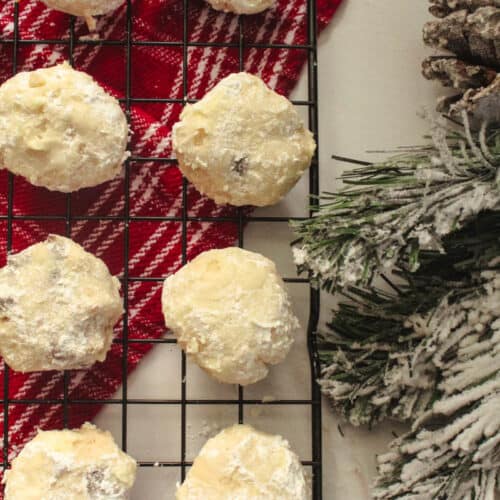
[291,120,500,292]
[318,212,500,427]
[374,269,500,499]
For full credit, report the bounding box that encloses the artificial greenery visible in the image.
[374,259,499,499]
[292,119,500,499]
[292,117,500,293]
[318,211,500,428]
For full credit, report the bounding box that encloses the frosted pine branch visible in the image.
[291,121,500,292]
[374,270,500,499]
[376,395,500,499]
[318,212,500,426]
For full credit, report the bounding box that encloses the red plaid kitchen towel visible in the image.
[0,0,342,479]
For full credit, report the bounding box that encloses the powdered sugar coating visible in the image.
[206,0,274,14]
[0,63,128,193]
[42,0,125,17]
[0,235,123,373]
[162,247,298,386]
[172,73,316,207]
[176,424,308,499]
[3,423,137,500]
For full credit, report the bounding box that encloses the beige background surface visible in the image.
[317,1,441,498]
[95,1,445,498]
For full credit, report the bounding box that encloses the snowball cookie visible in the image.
[0,62,128,192]
[0,235,123,372]
[172,72,316,206]
[3,423,137,500]
[162,247,298,385]
[42,0,125,19]
[176,424,308,499]
[206,0,274,15]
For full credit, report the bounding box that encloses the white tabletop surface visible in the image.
[315,2,441,498]
[95,1,443,498]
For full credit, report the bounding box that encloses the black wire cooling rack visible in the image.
[0,0,323,497]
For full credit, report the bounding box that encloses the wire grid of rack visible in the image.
[0,0,323,497]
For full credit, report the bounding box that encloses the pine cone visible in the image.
[423,4,500,123]
[429,0,500,18]
[422,56,497,89]
[447,74,500,123]
[423,8,500,69]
